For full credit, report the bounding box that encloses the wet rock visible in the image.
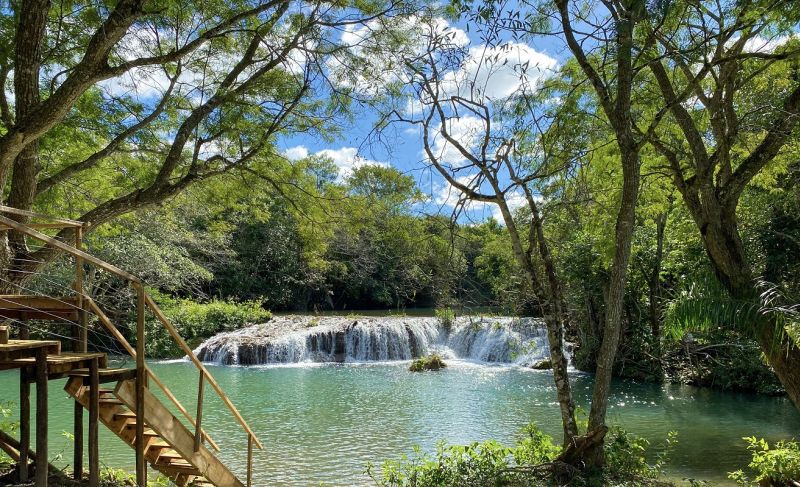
[531,359,553,370]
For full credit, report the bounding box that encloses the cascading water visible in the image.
[193,315,556,366]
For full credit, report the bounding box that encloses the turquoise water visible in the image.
[1,360,798,486]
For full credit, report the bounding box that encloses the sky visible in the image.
[277,11,570,224]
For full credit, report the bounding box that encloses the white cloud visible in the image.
[283,145,386,178]
[439,42,558,102]
[284,145,309,160]
[428,115,486,165]
[490,191,526,222]
[433,174,478,207]
[327,16,468,97]
[316,147,387,177]
[740,35,792,54]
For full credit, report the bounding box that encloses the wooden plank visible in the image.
[247,434,253,487]
[85,299,219,451]
[135,284,146,487]
[0,205,84,226]
[75,226,87,353]
[194,371,204,452]
[145,294,263,449]
[19,369,29,482]
[115,379,244,487]
[0,310,78,321]
[69,368,137,384]
[0,339,60,353]
[35,347,48,487]
[0,295,80,310]
[4,353,108,377]
[89,358,99,487]
[73,402,83,481]
[0,214,140,283]
[0,222,84,229]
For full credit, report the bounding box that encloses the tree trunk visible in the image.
[648,211,667,342]
[584,143,640,467]
[494,195,579,446]
[0,0,50,290]
[685,193,800,410]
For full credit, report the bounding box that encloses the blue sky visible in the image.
[277,11,569,223]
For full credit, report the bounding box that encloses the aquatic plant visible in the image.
[409,353,447,372]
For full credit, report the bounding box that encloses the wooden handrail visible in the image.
[85,298,220,451]
[194,371,205,452]
[0,214,140,283]
[0,205,84,227]
[145,294,264,450]
[1,209,259,463]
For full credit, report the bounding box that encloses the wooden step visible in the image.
[115,379,244,487]
[0,295,80,321]
[68,367,137,384]
[2,352,108,377]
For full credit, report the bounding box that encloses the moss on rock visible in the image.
[409,353,447,372]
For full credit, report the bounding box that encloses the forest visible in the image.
[0,0,798,486]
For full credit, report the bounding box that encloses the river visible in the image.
[1,358,798,486]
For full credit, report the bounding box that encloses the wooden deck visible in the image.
[0,207,256,487]
[0,295,81,320]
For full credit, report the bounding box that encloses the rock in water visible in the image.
[409,353,447,372]
[531,359,553,370]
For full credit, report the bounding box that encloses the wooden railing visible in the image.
[0,208,261,486]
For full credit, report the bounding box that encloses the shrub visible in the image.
[368,424,675,487]
[142,292,272,358]
[409,353,447,372]
[435,307,455,331]
[729,437,800,486]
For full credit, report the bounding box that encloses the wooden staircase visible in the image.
[65,377,242,487]
[0,207,260,487]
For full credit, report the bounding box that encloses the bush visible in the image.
[368,424,675,487]
[142,292,272,358]
[435,307,455,331]
[729,437,800,486]
[409,353,447,372]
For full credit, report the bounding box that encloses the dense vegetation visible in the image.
[0,0,798,484]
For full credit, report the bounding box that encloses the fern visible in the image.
[663,278,799,348]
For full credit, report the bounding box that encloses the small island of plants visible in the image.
[409,354,447,372]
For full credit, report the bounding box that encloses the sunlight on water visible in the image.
[1,361,798,486]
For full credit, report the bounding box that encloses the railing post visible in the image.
[247,434,253,487]
[194,370,205,452]
[135,283,146,487]
[74,225,87,353]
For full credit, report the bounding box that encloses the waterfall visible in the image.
[193,315,554,366]
[447,317,549,364]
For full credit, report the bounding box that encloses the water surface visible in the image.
[0,361,797,486]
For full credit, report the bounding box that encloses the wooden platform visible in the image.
[0,295,81,320]
[0,339,61,361]
[0,208,257,487]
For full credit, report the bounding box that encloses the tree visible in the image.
[0,0,418,286]
[394,20,582,451]
[642,0,800,409]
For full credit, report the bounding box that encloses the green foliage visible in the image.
[729,437,800,486]
[409,353,447,372]
[0,401,17,465]
[368,424,675,487]
[435,307,455,331]
[142,292,272,358]
[603,428,677,481]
